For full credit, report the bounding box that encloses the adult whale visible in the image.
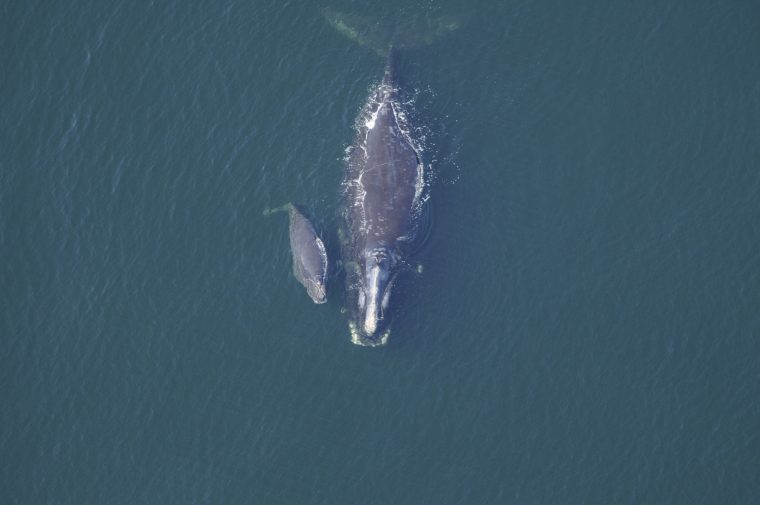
[341,49,426,346]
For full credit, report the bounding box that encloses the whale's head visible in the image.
[355,248,396,344]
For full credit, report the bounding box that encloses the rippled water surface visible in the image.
[3,0,760,503]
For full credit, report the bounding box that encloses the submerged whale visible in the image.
[341,49,426,345]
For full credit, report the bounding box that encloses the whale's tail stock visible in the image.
[321,7,467,57]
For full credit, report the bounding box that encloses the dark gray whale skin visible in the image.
[288,204,328,304]
[342,50,424,345]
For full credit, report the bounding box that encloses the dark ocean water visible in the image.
[3,0,760,503]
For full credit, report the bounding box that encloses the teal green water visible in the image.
[3,0,760,503]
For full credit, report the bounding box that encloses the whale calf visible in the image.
[341,49,426,345]
[287,204,328,304]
